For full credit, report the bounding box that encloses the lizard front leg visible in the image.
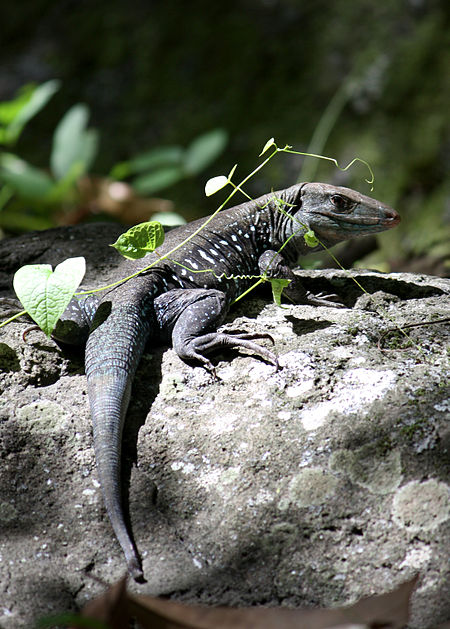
[258,250,345,308]
[154,288,278,374]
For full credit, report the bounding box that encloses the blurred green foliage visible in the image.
[111,128,228,195]
[0,82,99,230]
[0,83,227,232]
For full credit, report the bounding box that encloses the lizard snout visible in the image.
[382,206,401,227]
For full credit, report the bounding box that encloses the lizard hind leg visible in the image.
[52,294,101,345]
[154,288,278,374]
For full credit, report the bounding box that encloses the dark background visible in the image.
[1,0,449,274]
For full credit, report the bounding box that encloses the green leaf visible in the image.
[13,257,86,337]
[0,153,54,199]
[47,161,85,203]
[111,221,165,259]
[132,166,184,195]
[0,85,35,126]
[50,104,99,179]
[227,163,237,181]
[36,612,109,629]
[183,129,228,175]
[0,80,60,145]
[150,211,186,227]
[110,146,184,180]
[270,278,291,307]
[259,137,275,156]
[304,229,319,247]
[204,175,229,197]
[0,209,54,232]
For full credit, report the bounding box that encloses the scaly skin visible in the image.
[54,182,400,580]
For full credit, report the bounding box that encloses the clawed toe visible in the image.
[217,331,278,369]
[224,330,276,345]
[175,331,279,373]
[305,291,346,308]
[181,347,217,377]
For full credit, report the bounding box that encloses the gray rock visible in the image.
[0,224,449,628]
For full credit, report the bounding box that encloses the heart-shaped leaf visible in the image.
[270,278,291,307]
[13,257,86,336]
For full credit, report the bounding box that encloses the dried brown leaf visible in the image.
[125,576,418,629]
[78,575,130,629]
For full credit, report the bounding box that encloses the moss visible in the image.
[329,443,402,495]
[399,417,428,441]
[382,332,414,350]
[375,435,393,457]
[279,468,339,510]
[392,479,450,532]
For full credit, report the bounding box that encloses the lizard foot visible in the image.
[174,331,279,372]
[303,290,346,308]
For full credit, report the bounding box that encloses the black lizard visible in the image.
[52,182,400,580]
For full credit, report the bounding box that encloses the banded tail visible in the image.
[85,302,151,580]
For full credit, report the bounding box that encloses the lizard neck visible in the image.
[265,185,317,262]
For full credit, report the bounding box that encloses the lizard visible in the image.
[51,182,400,581]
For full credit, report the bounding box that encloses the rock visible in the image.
[0,224,449,628]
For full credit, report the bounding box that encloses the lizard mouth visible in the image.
[319,207,401,228]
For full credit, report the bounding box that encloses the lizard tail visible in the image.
[85,302,151,581]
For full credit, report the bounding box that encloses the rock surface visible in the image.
[0,225,449,628]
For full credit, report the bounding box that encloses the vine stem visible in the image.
[0,309,27,328]
[75,147,281,296]
[3,141,424,362]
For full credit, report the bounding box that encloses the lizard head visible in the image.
[290,182,400,247]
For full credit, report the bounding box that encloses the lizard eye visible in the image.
[330,194,355,213]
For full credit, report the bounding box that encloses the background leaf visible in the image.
[47,161,85,203]
[0,80,60,145]
[151,210,186,227]
[50,104,99,180]
[0,85,35,126]
[0,210,54,231]
[183,129,228,175]
[132,166,184,195]
[111,146,184,179]
[0,153,54,200]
